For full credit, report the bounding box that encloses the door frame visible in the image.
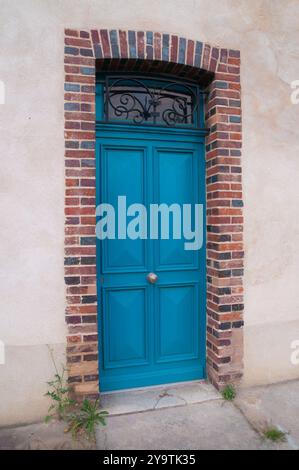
[63,29,244,399]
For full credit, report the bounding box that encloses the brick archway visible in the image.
[64,29,244,399]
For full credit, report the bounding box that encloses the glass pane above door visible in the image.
[97,75,206,129]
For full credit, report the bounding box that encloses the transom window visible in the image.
[96,74,206,129]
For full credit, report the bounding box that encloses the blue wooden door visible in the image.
[96,125,206,392]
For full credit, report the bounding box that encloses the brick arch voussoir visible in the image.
[88,29,239,77]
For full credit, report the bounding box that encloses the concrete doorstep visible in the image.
[1,379,299,450]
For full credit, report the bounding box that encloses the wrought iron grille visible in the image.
[101,75,205,129]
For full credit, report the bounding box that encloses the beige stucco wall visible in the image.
[0,0,299,426]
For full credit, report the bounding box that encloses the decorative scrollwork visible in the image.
[105,77,199,127]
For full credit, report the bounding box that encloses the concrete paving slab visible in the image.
[96,400,290,450]
[100,380,220,416]
[0,421,94,450]
[236,379,299,449]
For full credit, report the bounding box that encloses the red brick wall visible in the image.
[64,29,244,398]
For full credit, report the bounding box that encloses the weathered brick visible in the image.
[100,29,111,58]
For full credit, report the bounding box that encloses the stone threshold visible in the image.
[100,380,221,417]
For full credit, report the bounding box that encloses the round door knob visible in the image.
[147,272,158,284]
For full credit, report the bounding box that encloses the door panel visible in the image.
[103,287,149,368]
[97,129,206,392]
[101,145,147,273]
[154,147,198,270]
[156,283,198,363]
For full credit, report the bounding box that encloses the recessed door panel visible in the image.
[103,287,149,368]
[156,284,198,363]
[154,148,199,270]
[101,145,147,273]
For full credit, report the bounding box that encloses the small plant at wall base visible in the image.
[263,427,287,442]
[66,399,108,441]
[221,384,236,401]
[44,347,75,422]
[45,348,108,440]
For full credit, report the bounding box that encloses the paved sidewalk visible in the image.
[1,379,298,450]
[0,420,94,450]
[235,379,299,450]
[96,380,294,450]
